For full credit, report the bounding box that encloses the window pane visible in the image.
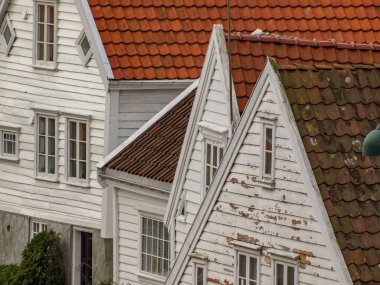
[265,127,273,151]
[213,145,217,166]
[141,254,146,271]
[39,136,45,154]
[48,137,55,155]
[69,159,76,177]
[47,44,54,61]
[196,266,204,285]
[38,23,45,42]
[39,155,46,172]
[48,118,55,136]
[79,123,86,141]
[38,5,45,22]
[79,142,86,160]
[81,35,91,56]
[47,5,54,24]
[276,263,284,285]
[79,161,86,179]
[206,143,211,164]
[70,121,77,139]
[287,266,295,285]
[265,151,272,175]
[163,260,169,276]
[3,24,11,45]
[37,42,44,60]
[239,254,247,277]
[219,147,223,162]
[47,25,54,43]
[48,156,55,174]
[70,141,76,159]
[142,236,146,253]
[39,117,46,135]
[206,165,210,187]
[249,257,257,281]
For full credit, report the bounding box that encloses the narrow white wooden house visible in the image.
[96,81,198,284]
[165,58,380,285]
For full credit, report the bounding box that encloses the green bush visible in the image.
[0,230,63,285]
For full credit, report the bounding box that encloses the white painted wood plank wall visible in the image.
[0,0,106,228]
[176,84,341,285]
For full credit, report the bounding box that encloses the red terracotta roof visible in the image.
[106,88,196,183]
[280,65,380,284]
[88,0,380,80]
[229,34,380,111]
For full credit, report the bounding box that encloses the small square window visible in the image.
[0,14,16,56]
[274,260,297,285]
[75,30,92,66]
[0,126,19,161]
[31,220,48,240]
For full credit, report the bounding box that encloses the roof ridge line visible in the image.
[227,33,380,50]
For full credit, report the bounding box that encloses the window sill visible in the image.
[254,177,275,190]
[31,64,57,71]
[0,156,19,163]
[136,271,166,285]
[63,180,90,189]
[34,175,58,183]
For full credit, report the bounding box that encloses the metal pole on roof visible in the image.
[227,0,233,127]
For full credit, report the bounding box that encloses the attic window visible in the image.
[76,30,92,66]
[0,14,16,56]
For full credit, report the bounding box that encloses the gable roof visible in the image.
[280,64,380,284]
[229,33,380,111]
[100,81,198,184]
[87,0,380,80]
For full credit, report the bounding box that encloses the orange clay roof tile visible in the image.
[88,0,380,80]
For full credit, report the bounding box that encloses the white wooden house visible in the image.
[164,46,380,285]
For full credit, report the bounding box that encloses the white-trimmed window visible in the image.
[193,262,207,285]
[140,215,170,277]
[237,252,259,285]
[33,0,57,68]
[262,125,274,178]
[204,140,224,192]
[67,119,89,183]
[0,14,16,56]
[36,114,58,178]
[75,30,92,66]
[0,126,19,161]
[274,260,297,285]
[31,220,48,239]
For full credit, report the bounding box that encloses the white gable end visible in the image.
[167,60,351,285]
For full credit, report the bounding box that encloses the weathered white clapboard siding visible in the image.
[175,61,233,255]
[177,84,341,285]
[116,186,169,285]
[0,0,106,228]
[118,89,183,143]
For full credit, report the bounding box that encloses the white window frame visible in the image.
[261,124,275,179]
[34,112,58,181]
[137,212,170,283]
[0,14,16,56]
[231,241,261,285]
[192,258,207,285]
[71,227,93,285]
[75,29,92,66]
[30,219,48,240]
[199,122,228,199]
[273,259,298,285]
[0,125,20,162]
[32,0,57,69]
[65,116,90,186]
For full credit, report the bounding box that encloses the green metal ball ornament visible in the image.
[362,124,380,156]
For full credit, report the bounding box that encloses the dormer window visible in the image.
[75,30,92,66]
[0,14,16,56]
[33,0,57,69]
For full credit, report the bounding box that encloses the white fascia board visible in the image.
[0,0,10,23]
[75,0,114,88]
[108,79,195,90]
[270,59,353,284]
[97,79,199,170]
[165,59,273,285]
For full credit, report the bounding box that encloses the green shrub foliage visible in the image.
[0,230,63,285]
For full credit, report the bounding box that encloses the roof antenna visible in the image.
[227,0,233,129]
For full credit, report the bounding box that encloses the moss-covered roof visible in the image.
[279,65,380,284]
